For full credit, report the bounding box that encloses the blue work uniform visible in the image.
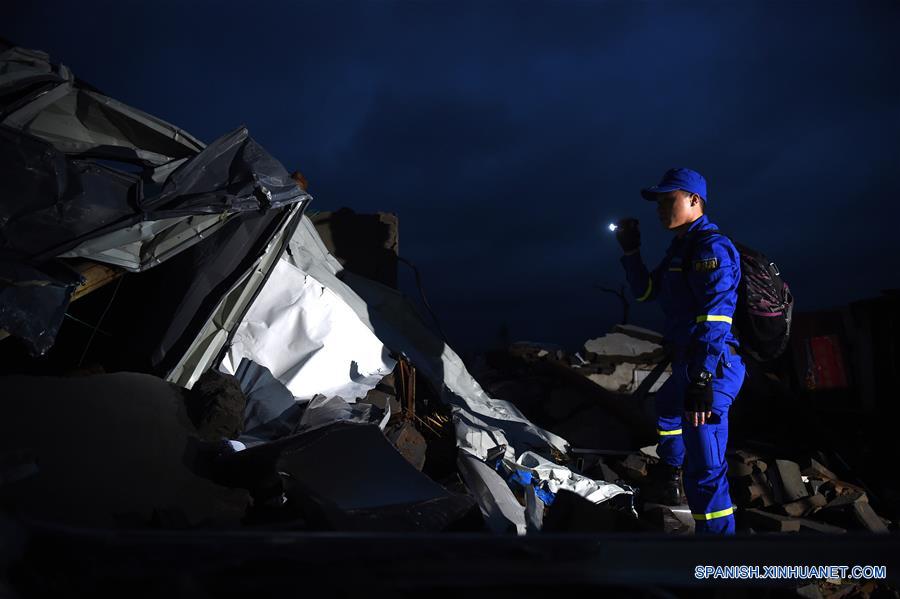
[620,214,745,535]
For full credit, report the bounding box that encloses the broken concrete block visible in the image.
[619,454,648,480]
[748,470,776,506]
[360,388,401,416]
[820,479,866,499]
[597,459,621,484]
[772,460,809,502]
[583,333,665,363]
[640,444,659,460]
[742,508,801,532]
[733,476,775,509]
[733,449,764,464]
[774,493,827,518]
[587,362,671,394]
[185,369,247,441]
[727,456,755,477]
[386,420,427,471]
[825,490,868,509]
[808,478,828,496]
[852,501,889,534]
[816,492,885,533]
[802,458,838,481]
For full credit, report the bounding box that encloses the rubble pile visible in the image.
[474,330,897,537]
[0,43,636,540]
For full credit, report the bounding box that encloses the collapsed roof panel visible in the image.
[0,44,311,355]
[0,46,203,162]
[1,124,310,265]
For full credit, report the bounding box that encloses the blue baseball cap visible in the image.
[640,167,707,203]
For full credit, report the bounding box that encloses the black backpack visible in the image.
[686,230,794,362]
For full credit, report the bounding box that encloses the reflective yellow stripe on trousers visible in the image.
[692,507,734,521]
[657,429,682,436]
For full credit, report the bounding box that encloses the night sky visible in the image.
[8,1,900,352]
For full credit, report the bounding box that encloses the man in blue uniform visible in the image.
[615,168,745,535]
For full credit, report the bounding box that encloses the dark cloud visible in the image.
[7,0,900,351]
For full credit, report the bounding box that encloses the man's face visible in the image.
[655,190,695,229]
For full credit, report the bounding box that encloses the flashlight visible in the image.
[608,223,618,232]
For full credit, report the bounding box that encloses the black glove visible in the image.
[684,380,714,414]
[615,218,640,253]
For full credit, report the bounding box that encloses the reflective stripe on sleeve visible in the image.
[695,314,733,324]
[636,278,653,302]
[657,428,682,436]
[692,507,735,521]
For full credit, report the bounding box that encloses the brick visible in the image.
[773,459,809,501]
[774,494,827,518]
[802,458,838,481]
[825,490,867,509]
[852,501,889,534]
[733,449,763,464]
[727,456,754,477]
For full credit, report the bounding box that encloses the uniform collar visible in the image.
[669,215,716,251]
[686,214,715,233]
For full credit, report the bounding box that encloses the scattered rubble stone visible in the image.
[583,332,665,362]
[387,420,427,471]
[772,459,810,502]
[186,369,247,442]
[773,493,827,518]
[741,508,801,532]
[619,453,649,480]
[802,458,838,481]
[851,501,890,534]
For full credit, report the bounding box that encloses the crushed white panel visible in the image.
[167,205,302,389]
[59,212,230,271]
[457,453,526,535]
[220,258,396,400]
[514,451,629,504]
[524,485,544,532]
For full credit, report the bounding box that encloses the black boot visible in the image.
[644,462,684,506]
